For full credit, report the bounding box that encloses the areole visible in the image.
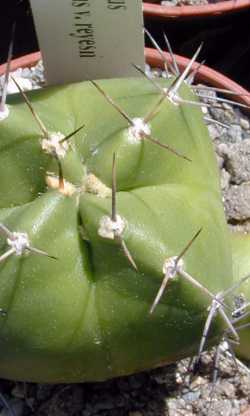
[0,43,236,382]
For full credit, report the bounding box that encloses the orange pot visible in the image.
[143,0,250,19]
[0,49,249,108]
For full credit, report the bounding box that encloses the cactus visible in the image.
[231,232,250,361]
[0,48,238,383]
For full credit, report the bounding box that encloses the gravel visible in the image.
[0,61,249,416]
[143,0,222,7]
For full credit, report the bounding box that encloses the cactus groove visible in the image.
[0,76,233,382]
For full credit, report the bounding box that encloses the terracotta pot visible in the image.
[0,51,41,75]
[1,49,249,109]
[241,407,250,416]
[143,0,250,19]
[145,47,250,108]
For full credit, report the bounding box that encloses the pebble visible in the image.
[161,0,208,5]
[220,139,250,184]
[227,124,244,142]
[190,376,207,389]
[207,123,222,140]
[149,68,163,78]
[161,0,177,6]
[224,183,250,221]
[240,118,250,130]
[220,168,230,191]
[201,106,208,114]
[210,106,237,126]
[217,380,235,398]
[215,152,224,169]
[0,72,32,95]
[200,399,233,416]
[0,61,45,95]
[237,375,250,396]
[11,384,25,400]
[182,391,200,401]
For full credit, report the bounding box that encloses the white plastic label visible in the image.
[29,0,145,85]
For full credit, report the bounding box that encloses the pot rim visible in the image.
[143,0,250,19]
[145,47,250,108]
[0,49,249,108]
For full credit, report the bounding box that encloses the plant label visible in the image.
[29,0,145,85]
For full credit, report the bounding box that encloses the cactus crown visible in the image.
[0,37,249,384]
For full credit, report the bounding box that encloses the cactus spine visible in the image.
[0,50,241,382]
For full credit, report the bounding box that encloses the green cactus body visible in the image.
[231,232,250,361]
[0,77,232,382]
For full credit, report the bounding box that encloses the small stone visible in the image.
[240,118,250,130]
[161,0,178,6]
[216,142,230,158]
[21,68,32,78]
[237,375,250,396]
[176,371,184,384]
[224,183,250,221]
[223,139,250,184]
[190,376,207,389]
[200,399,232,416]
[196,85,217,101]
[11,384,25,399]
[151,68,163,78]
[182,391,200,401]
[243,129,250,140]
[224,109,237,125]
[208,123,221,140]
[226,124,243,143]
[215,153,224,169]
[217,380,235,398]
[220,168,230,191]
[161,70,169,79]
[7,75,32,94]
[222,102,234,113]
[201,106,208,115]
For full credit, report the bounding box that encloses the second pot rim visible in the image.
[143,0,250,19]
